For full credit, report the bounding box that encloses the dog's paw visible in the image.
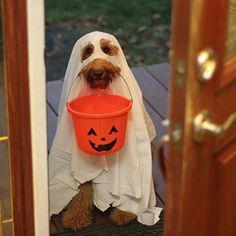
[62,210,93,231]
[110,208,136,226]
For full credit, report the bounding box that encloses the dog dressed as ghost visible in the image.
[49,31,162,230]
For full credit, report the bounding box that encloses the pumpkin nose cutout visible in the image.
[93,70,104,77]
[101,137,106,141]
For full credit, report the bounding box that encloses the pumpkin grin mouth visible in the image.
[89,138,117,152]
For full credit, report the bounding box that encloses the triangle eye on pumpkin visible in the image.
[87,128,97,136]
[109,126,118,135]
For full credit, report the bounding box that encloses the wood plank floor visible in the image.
[47,63,170,235]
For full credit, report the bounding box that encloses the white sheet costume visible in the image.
[49,31,162,225]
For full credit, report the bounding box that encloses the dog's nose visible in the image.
[93,70,104,77]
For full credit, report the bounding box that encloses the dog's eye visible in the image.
[85,47,93,54]
[102,46,111,54]
[82,44,94,61]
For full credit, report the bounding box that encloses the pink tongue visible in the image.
[93,80,108,89]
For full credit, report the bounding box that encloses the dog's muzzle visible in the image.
[79,59,121,89]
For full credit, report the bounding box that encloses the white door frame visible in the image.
[27,0,49,235]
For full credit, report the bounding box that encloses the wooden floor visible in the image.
[47,63,170,234]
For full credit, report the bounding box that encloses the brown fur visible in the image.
[100,38,119,56]
[81,43,94,61]
[110,208,136,226]
[81,39,119,62]
[62,182,93,230]
[62,181,137,231]
[79,58,121,89]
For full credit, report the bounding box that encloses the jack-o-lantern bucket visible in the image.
[67,94,132,155]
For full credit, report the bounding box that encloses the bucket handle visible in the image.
[119,73,133,102]
[66,73,133,104]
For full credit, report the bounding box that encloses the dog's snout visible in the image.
[82,59,120,89]
[93,70,104,77]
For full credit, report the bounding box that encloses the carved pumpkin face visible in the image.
[87,126,118,152]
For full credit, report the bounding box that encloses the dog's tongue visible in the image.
[86,85,112,96]
[93,80,109,89]
[92,87,110,94]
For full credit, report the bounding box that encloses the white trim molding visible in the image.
[27,0,49,235]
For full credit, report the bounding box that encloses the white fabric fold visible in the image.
[49,31,162,225]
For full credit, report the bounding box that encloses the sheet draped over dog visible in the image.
[49,31,162,225]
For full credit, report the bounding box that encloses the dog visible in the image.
[49,32,159,232]
[62,38,137,231]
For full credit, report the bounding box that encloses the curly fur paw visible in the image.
[62,210,93,231]
[61,181,94,231]
[110,208,136,226]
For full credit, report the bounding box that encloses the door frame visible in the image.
[27,0,49,235]
[3,0,48,235]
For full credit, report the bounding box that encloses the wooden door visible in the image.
[1,0,35,235]
[165,0,236,235]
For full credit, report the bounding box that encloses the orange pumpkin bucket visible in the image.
[67,94,132,155]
